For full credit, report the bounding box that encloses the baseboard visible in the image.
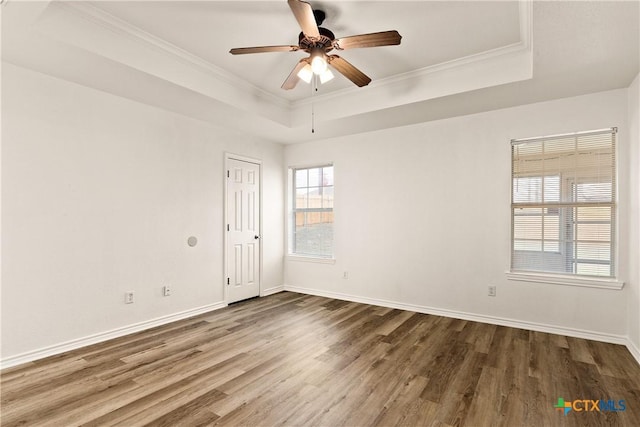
[261,285,285,297]
[4,289,637,370]
[0,302,227,370]
[283,285,630,347]
[627,338,640,366]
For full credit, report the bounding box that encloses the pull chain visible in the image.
[311,74,317,134]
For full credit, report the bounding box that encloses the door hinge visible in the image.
[227,224,230,231]
[227,170,230,178]
[227,278,230,285]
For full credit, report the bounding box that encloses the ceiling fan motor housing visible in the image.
[298,26,335,52]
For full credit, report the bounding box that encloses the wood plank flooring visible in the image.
[2,292,639,426]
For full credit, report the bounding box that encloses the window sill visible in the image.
[287,255,336,264]
[506,271,624,290]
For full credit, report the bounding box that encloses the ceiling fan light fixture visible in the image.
[319,68,334,84]
[310,52,328,75]
[297,64,313,83]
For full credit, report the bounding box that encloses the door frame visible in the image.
[223,152,263,304]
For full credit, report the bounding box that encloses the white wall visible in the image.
[2,59,636,365]
[1,63,284,361]
[285,88,632,341]
[628,72,640,358]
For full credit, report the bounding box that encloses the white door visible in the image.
[226,158,261,303]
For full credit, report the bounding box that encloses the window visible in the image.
[511,128,617,279]
[290,165,334,258]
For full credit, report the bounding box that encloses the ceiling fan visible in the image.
[229,0,402,90]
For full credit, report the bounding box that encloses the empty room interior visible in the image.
[2,0,640,426]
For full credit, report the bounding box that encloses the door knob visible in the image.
[254,235,260,240]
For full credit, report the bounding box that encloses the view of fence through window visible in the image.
[292,165,334,257]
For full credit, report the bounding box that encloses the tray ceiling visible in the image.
[2,1,638,143]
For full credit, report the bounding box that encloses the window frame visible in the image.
[288,164,335,261]
[507,128,624,290]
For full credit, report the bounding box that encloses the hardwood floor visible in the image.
[2,291,639,426]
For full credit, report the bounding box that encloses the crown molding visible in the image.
[293,41,530,109]
[292,0,533,109]
[56,0,532,115]
[36,0,532,130]
[57,1,291,111]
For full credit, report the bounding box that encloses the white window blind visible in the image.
[511,128,617,278]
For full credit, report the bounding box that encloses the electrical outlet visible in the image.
[163,285,171,297]
[125,291,134,304]
[343,271,349,279]
[488,286,497,297]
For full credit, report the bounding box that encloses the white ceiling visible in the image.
[2,1,639,143]
[91,1,522,101]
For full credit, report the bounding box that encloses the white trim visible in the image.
[506,271,625,290]
[511,127,617,145]
[283,284,629,346]
[293,0,532,109]
[58,0,532,121]
[518,0,533,52]
[3,291,636,370]
[58,1,289,110]
[292,42,529,109]
[0,302,226,370]
[627,339,640,367]
[287,163,336,260]
[287,255,336,264]
[287,162,334,170]
[227,153,263,166]
[261,285,285,297]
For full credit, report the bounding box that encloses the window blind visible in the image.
[511,128,617,277]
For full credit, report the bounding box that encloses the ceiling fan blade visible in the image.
[333,30,402,50]
[282,59,309,90]
[288,0,320,39]
[230,45,300,55]
[328,55,371,87]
